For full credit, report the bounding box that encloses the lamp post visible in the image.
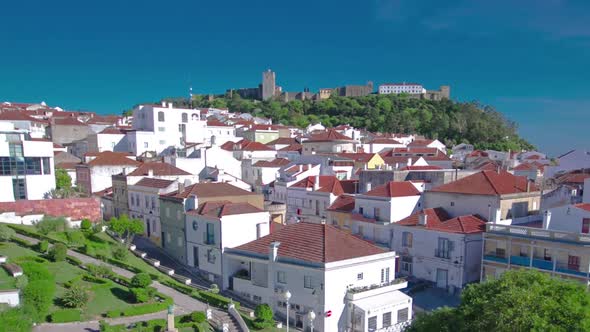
[308,310,316,332]
[284,290,292,332]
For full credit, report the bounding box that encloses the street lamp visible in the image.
[308,310,316,332]
[284,290,292,332]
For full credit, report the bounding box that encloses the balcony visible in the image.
[483,252,508,264]
[346,278,407,301]
[509,255,531,267]
[486,223,590,244]
[375,321,412,332]
[555,263,589,278]
[532,258,553,271]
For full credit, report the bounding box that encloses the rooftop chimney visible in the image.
[407,158,413,167]
[168,102,173,109]
[298,165,303,173]
[177,182,185,195]
[314,174,320,190]
[122,167,127,176]
[148,168,153,177]
[542,210,552,229]
[269,242,280,262]
[526,181,531,193]
[161,101,166,107]
[418,212,428,226]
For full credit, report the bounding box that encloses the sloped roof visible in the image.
[401,165,443,171]
[221,139,274,152]
[279,143,303,152]
[0,111,46,123]
[166,182,257,199]
[253,158,291,168]
[266,137,299,145]
[187,201,264,218]
[397,208,486,234]
[575,203,590,213]
[407,139,435,147]
[86,151,141,167]
[306,129,354,142]
[134,177,175,189]
[430,170,538,195]
[207,119,232,127]
[128,162,191,177]
[337,153,378,163]
[291,175,344,195]
[364,181,421,198]
[53,117,87,126]
[556,172,590,184]
[99,127,125,135]
[233,222,386,264]
[327,195,356,212]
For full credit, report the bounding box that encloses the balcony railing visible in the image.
[483,252,508,263]
[532,258,553,271]
[555,263,589,277]
[375,321,412,332]
[487,223,590,243]
[347,278,407,295]
[509,255,530,267]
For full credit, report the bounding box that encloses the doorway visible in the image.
[436,268,448,288]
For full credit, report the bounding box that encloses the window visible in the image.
[357,273,363,280]
[402,232,413,248]
[436,238,451,259]
[568,255,580,271]
[192,221,198,231]
[151,197,156,209]
[450,201,455,207]
[277,271,286,284]
[158,111,165,122]
[401,256,413,274]
[24,157,41,175]
[205,223,215,245]
[12,178,26,200]
[374,207,381,221]
[381,267,390,283]
[368,316,377,331]
[144,142,149,148]
[145,196,149,208]
[130,194,135,206]
[359,207,364,215]
[544,248,551,261]
[382,312,392,328]
[304,275,313,289]
[397,308,409,323]
[207,249,216,263]
[42,157,51,174]
[583,219,590,234]
[159,140,166,145]
[182,113,188,123]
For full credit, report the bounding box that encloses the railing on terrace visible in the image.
[347,278,407,294]
[374,321,412,332]
[486,223,590,243]
[483,252,507,263]
[556,263,589,277]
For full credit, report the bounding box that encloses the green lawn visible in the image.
[0,265,16,290]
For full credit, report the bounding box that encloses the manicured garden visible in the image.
[99,311,211,332]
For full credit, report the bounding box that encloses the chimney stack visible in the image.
[161,101,166,107]
[407,158,413,167]
[542,210,552,229]
[168,102,173,109]
[526,181,531,193]
[314,174,320,190]
[418,212,428,226]
[269,242,280,262]
[177,182,185,195]
[148,168,153,177]
[298,165,303,173]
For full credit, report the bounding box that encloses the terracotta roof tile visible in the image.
[253,158,291,168]
[397,208,486,234]
[291,176,344,195]
[327,195,355,212]
[575,203,590,212]
[337,153,377,163]
[221,139,274,152]
[306,129,354,142]
[278,144,302,152]
[233,222,386,263]
[364,181,421,197]
[266,137,299,145]
[430,170,538,195]
[86,151,141,167]
[99,127,124,134]
[407,139,434,147]
[187,201,264,218]
[0,198,101,221]
[134,178,175,189]
[128,162,191,176]
[165,182,256,199]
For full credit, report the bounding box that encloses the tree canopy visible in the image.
[406,270,590,332]
[108,214,144,245]
[165,93,534,151]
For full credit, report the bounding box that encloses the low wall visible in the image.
[0,198,101,224]
[0,289,20,307]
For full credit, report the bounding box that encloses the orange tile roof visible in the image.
[165,182,257,199]
[291,175,344,195]
[221,139,274,151]
[134,177,175,189]
[327,194,356,212]
[187,201,264,218]
[128,162,191,176]
[233,222,386,263]
[278,143,303,152]
[266,137,299,145]
[337,153,377,163]
[364,181,421,197]
[86,151,141,167]
[397,208,486,234]
[306,129,354,142]
[430,170,538,195]
[253,158,291,168]
[575,203,590,212]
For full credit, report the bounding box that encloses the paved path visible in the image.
[14,233,235,331]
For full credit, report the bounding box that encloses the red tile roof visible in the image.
[133,177,175,189]
[339,180,360,194]
[0,198,101,221]
[397,208,486,234]
[86,151,141,167]
[233,222,386,263]
[249,124,284,131]
[0,111,47,123]
[327,195,355,212]
[407,139,435,147]
[207,119,232,127]
[401,165,443,171]
[364,181,421,198]
[53,143,64,148]
[556,172,590,184]
[253,158,291,168]
[278,143,303,152]
[221,139,274,151]
[165,182,256,199]
[430,170,538,195]
[55,162,81,169]
[575,203,590,212]
[337,153,378,163]
[468,150,489,158]
[187,201,264,218]
[266,137,299,146]
[128,162,191,176]
[476,161,499,171]
[306,129,354,142]
[291,175,344,195]
[525,155,541,160]
[53,117,87,126]
[99,127,124,135]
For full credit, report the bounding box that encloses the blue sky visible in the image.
[1,0,589,155]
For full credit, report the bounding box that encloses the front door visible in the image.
[193,246,199,268]
[146,220,151,237]
[436,268,448,288]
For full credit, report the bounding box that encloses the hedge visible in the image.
[106,295,172,317]
[82,274,109,285]
[50,308,81,323]
[8,225,68,246]
[66,255,83,266]
[10,236,34,248]
[198,290,239,309]
[160,279,195,295]
[106,258,144,274]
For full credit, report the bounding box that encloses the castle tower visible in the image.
[262,69,276,101]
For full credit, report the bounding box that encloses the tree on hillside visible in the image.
[108,215,144,245]
[406,270,590,332]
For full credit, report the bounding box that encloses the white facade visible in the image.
[354,195,422,224]
[379,83,426,95]
[546,150,590,178]
[584,178,590,203]
[88,132,127,153]
[132,103,207,154]
[543,204,590,233]
[185,210,270,283]
[223,246,412,332]
[0,130,55,202]
[205,145,242,179]
[205,125,238,146]
[126,131,156,156]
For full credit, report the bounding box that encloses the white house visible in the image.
[75,151,140,195]
[205,119,238,146]
[0,112,48,138]
[393,208,486,290]
[87,127,127,153]
[131,102,207,154]
[221,139,277,162]
[185,201,270,284]
[0,127,55,201]
[546,150,590,178]
[128,178,180,244]
[584,178,590,203]
[302,130,356,155]
[407,139,446,154]
[223,222,413,332]
[244,158,291,192]
[363,138,405,154]
[268,163,321,204]
[378,83,426,95]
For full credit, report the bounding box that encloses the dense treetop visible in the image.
[161,93,534,151]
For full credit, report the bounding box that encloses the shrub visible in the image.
[15,275,28,289]
[87,264,113,278]
[0,224,16,241]
[50,308,81,322]
[67,231,86,247]
[10,236,33,248]
[160,279,195,295]
[111,244,128,261]
[254,303,274,326]
[22,280,55,322]
[81,219,92,230]
[131,273,152,288]
[83,243,96,256]
[66,255,83,266]
[38,240,49,253]
[61,283,90,308]
[64,275,83,288]
[209,283,219,294]
[36,216,68,235]
[106,258,143,273]
[198,290,238,309]
[48,243,67,262]
[0,308,32,332]
[82,274,108,284]
[106,298,171,318]
[130,287,151,303]
[191,311,206,323]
